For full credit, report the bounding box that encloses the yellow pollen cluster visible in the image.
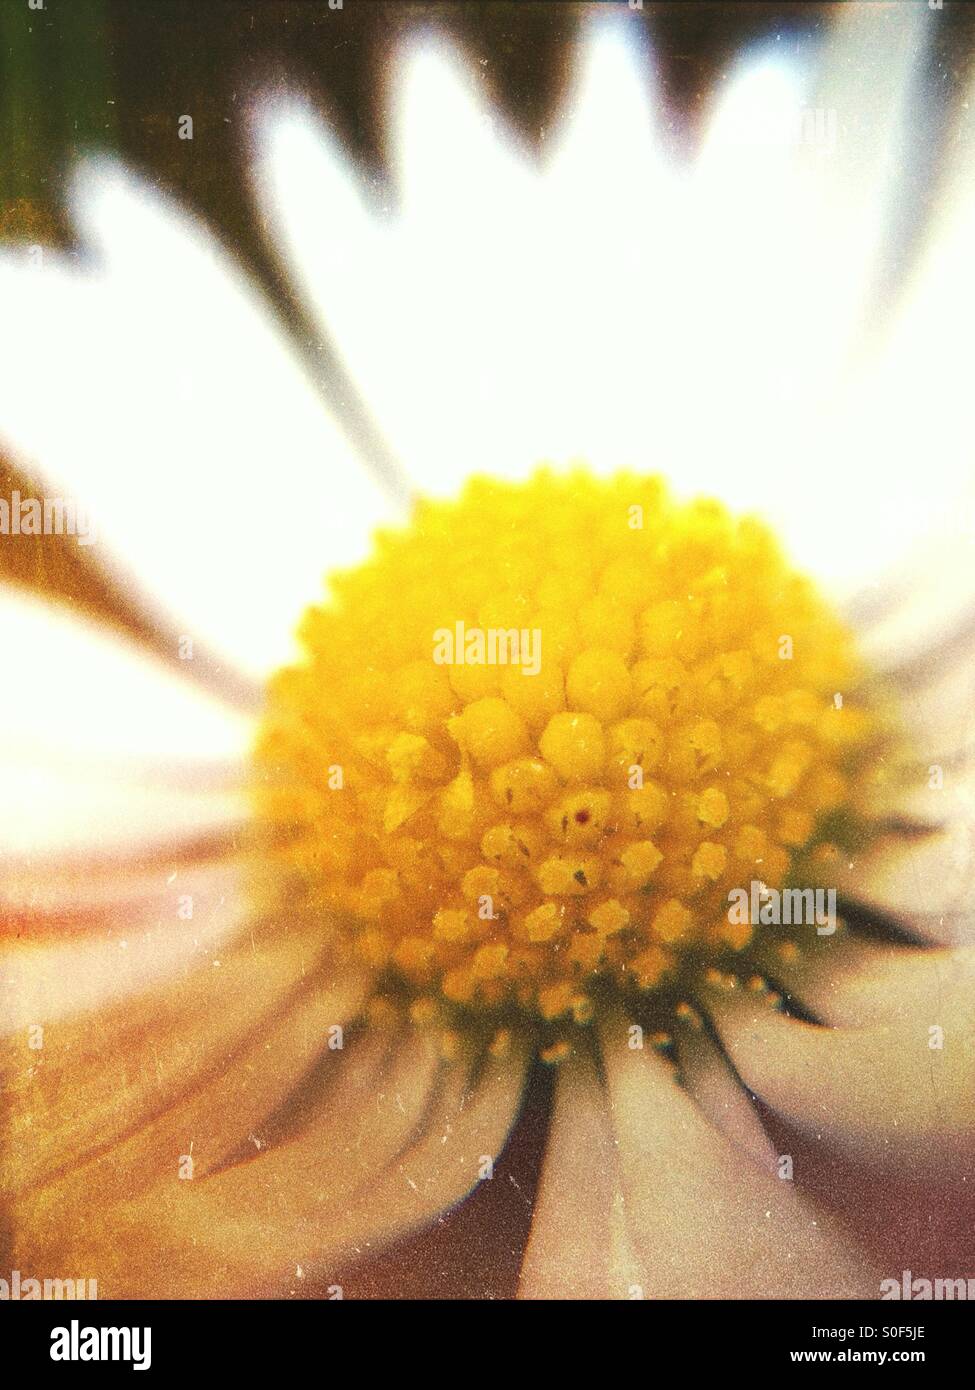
[254,471,875,1029]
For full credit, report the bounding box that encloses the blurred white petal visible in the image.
[0,160,396,682]
[858,525,975,677]
[0,863,247,1029]
[251,8,972,612]
[253,35,549,495]
[12,1026,526,1297]
[0,590,249,857]
[5,930,371,1295]
[0,589,249,765]
[894,660,975,770]
[0,763,243,860]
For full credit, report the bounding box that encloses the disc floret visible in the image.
[254,471,877,1043]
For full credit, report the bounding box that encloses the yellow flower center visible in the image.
[254,470,879,1053]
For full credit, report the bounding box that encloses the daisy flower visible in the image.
[1,5,973,1300]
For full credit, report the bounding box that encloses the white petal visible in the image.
[5,930,370,1296]
[707,960,975,1177]
[858,537,975,683]
[882,766,975,840]
[599,1014,880,1297]
[520,22,676,475]
[760,934,975,1032]
[2,887,362,1188]
[819,53,975,624]
[0,589,250,765]
[253,39,549,497]
[10,1021,526,1297]
[253,7,962,623]
[0,160,396,682]
[334,1034,529,1276]
[256,23,693,491]
[0,590,249,857]
[833,829,975,947]
[0,763,242,861]
[675,1021,778,1172]
[880,647,975,770]
[0,863,248,1031]
[519,1048,640,1300]
[681,2,935,593]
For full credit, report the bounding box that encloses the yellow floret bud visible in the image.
[539,711,606,782]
